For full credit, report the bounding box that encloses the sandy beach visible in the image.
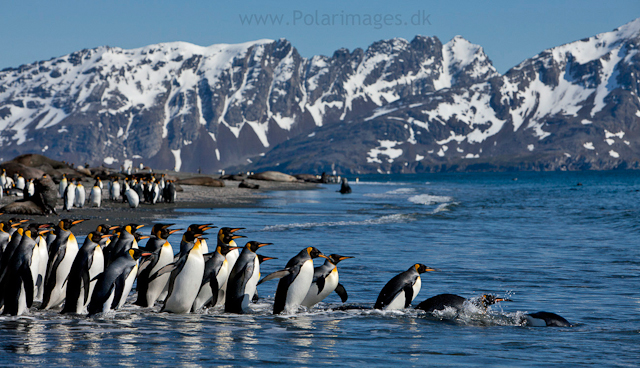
[0,177,322,234]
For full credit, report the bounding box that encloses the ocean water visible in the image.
[1,171,639,366]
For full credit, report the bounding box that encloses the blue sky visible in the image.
[1,0,638,73]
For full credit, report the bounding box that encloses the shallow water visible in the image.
[1,171,639,366]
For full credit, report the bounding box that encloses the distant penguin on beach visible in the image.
[338,178,352,194]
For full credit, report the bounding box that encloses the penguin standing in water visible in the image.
[41,219,86,309]
[159,236,206,313]
[105,224,145,266]
[523,311,572,327]
[134,225,180,307]
[75,181,85,208]
[374,264,437,310]
[415,294,512,315]
[225,241,273,314]
[61,231,107,314]
[215,227,245,306]
[301,254,353,308]
[2,224,49,315]
[259,247,328,315]
[192,243,240,312]
[88,248,149,316]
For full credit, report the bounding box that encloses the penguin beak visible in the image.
[162,224,175,229]
[495,298,513,303]
[38,229,52,235]
[198,224,214,229]
[136,225,145,230]
[260,256,277,261]
[101,234,114,239]
[338,256,354,261]
[109,225,120,231]
[141,252,152,257]
[200,226,216,231]
[423,267,438,272]
[230,228,245,233]
[71,219,87,225]
[37,223,51,229]
[138,236,150,240]
[232,235,246,240]
[257,243,272,248]
[19,219,30,224]
[168,228,183,235]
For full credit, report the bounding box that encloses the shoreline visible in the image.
[0,179,322,234]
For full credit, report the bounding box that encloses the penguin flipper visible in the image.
[111,272,129,310]
[334,283,348,303]
[148,263,176,281]
[257,269,291,285]
[316,276,326,295]
[403,284,414,308]
[21,265,34,308]
[81,269,91,304]
[208,277,219,306]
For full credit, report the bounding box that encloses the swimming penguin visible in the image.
[415,294,512,314]
[301,254,353,308]
[260,247,328,315]
[134,226,181,307]
[192,243,240,312]
[89,185,101,207]
[523,311,572,327]
[159,236,206,314]
[214,227,246,306]
[63,180,76,211]
[59,174,68,198]
[105,224,145,266]
[87,248,150,315]
[374,264,437,310]
[124,187,139,208]
[74,182,85,208]
[1,225,49,315]
[225,241,273,314]
[61,231,106,314]
[41,219,86,309]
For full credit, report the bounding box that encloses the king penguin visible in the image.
[192,243,240,312]
[87,248,149,316]
[89,184,101,208]
[159,236,206,314]
[63,180,76,211]
[74,182,85,208]
[61,231,106,314]
[301,254,353,308]
[124,186,139,208]
[215,227,245,306]
[41,219,86,309]
[134,226,180,307]
[105,224,145,266]
[59,174,68,198]
[415,294,511,315]
[523,311,572,327]
[224,241,273,314]
[260,247,328,315]
[374,264,437,310]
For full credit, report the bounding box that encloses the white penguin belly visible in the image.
[117,265,138,310]
[284,260,314,313]
[146,246,173,305]
[164,254,204,313]
[36,238,48,301]
[87,248,105,308]
[384,277,421,310]
[240,257,260,312]
[302,268,338,308]
[47,242,79,308]
[218,249,239,307]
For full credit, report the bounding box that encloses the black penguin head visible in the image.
[157,227,181,240]
[123,224,144,235]
[413,264,437,274]
[134,232,150,242]
[257,254,277,264]
[478,294,512,309]
[182,229,204,243]
[216,244,241,256]
[151,223,175,235]
[95,224,117,235]
[306,247,328,260]
[128,248,152,260]
[86,231,103,243]
[59,219,87,231]
[187,223,215,233]
[328,254,354,264]
[246,241,272,252]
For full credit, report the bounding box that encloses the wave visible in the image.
[261,213,416,232]
[408,194,454,205]
[363,187,417,198]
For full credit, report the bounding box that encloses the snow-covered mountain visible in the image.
[0,35,494,172]
[246,18,640,173]
[1,18,639,174]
